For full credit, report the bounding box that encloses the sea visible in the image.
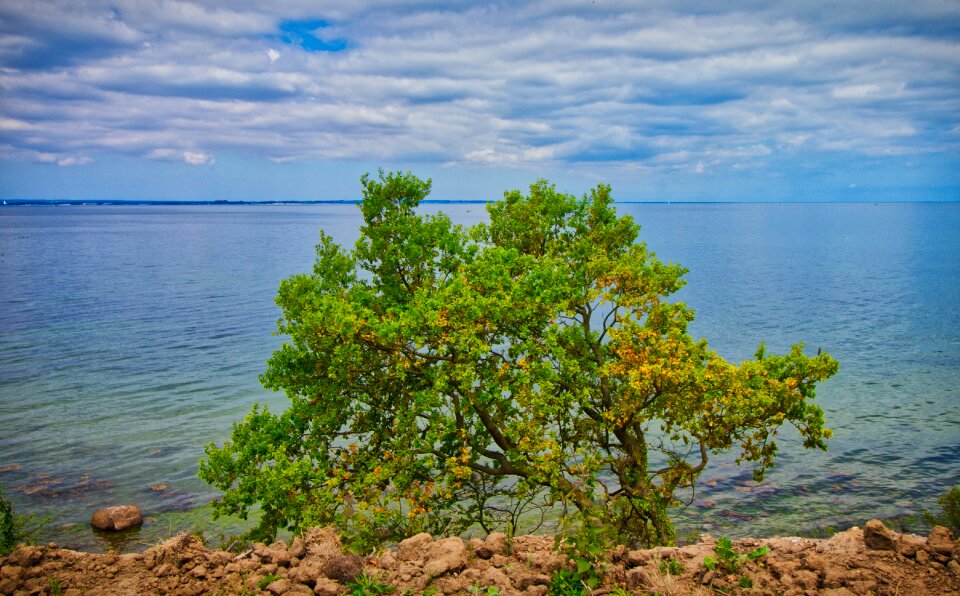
[1,201,958,552]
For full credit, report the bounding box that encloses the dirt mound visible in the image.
[1,520,958,594]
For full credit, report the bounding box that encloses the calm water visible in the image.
[1,202,958,551]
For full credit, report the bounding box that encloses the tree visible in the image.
[199,171,839,549]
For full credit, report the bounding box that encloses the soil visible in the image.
[1,519,959,595]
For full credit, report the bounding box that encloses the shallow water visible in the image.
[0,202,957,550]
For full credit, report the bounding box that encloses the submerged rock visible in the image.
[91,505,143,531]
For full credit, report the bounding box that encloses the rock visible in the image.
[481,566,512,592]
[423,537,468,578]
[525,551,563,574]
[313,577,341,596]
[289,537,307,559]
[916,549,931,564]
[863,519,897,551]
[265,578,302,595]
[0,565,23,580]
[477,532,508,559]
[397,532,433,561]
[627,568,653,592]
[948,559,960,575]
[821,563,849,589]
[514,573,550,589]
[896,533,926,558]
[626,549,652,567]
[90,505,143,531]
[794,569,820,590]
[255,541,292,567]
[0,464,22,474]
[288,559,323,586]
[927,526,955,556]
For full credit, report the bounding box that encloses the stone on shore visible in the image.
[90,505,143,531]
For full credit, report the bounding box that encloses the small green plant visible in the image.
[554,516,607,593]
[0,488,48,555]
[257,573,281,589]
[549,568,588,595]
[469,584,500,596]
[0,489,14,555]
[657,556,684,576]
[703,537,768,592]
[346,571,395,595]
[703,537,768,574]
[49,577,63,596]
[924,485,960,534]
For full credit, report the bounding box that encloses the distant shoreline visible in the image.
[3,199,958,206]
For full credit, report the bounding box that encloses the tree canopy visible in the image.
[199,171,839,549]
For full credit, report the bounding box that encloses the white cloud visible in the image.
[147,148,214,165]
[183,151,215,165]
[0,0,957,185]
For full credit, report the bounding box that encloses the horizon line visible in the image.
[3,199,959,207]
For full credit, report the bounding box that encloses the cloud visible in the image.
[147,148,215,165]
[0,0,957,196]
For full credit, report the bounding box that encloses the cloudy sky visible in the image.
[1,1,958,201]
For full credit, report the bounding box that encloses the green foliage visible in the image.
[924,485,960,534]
[556,515,607,590]
[704,537,769,574]
[0,489,14,556]
[0,488,47,556]
[548,568,588,595]
[199,171,839,548]
[658,556,684,576]
[346,571,395,595]
[257,573,281,590]
[469,585,500,596]
[49,577,64,596]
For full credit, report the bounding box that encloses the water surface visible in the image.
[0,202,957,549]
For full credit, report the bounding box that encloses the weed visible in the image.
[657,556,684,576]
[257,573,281,590]
[49,578,63,596]
[924,485,960,534]
[548,568,588,595]
[469,584,500,595]
[0,490,14,555]
[703,537,769,592]
[346,571,395,595]
[703,537,768,574]
[0,488,49,555]
[555,516,607,592]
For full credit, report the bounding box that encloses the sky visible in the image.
[0,0,958,202]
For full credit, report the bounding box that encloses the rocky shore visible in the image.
[1,520,959,594]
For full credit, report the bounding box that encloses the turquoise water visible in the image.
[1,202,958,550]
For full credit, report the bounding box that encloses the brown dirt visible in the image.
[1,520,959,595]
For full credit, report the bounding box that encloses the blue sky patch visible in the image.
[277,19,347,52]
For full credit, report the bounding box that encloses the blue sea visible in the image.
[1,202,958,551]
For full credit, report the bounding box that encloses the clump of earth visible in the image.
[1,520,958,594]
